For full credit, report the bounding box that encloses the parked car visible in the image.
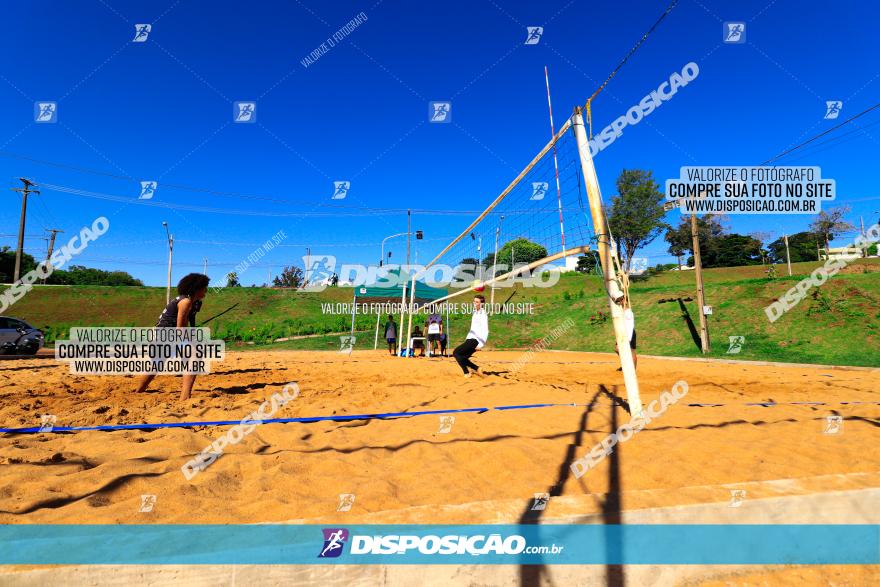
[0,317,45,355]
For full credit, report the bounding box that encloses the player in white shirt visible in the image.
[427,309,442,357]
[453,295,489,377]
[615,295,637,370]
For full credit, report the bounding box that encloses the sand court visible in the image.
[1,350,878,584]
[0,350,877,526]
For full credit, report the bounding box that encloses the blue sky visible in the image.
[1,0,877,286]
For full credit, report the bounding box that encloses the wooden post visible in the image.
[690,214,710,353]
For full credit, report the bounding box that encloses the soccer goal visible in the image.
[402,107,643,418]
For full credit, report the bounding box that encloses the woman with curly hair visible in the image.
[135,273,210,401]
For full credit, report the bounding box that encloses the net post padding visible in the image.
[571,108,643,419]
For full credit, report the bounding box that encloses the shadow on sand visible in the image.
[516,384,630,587]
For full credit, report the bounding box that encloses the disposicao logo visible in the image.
[318,528,349,558]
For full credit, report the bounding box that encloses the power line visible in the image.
[35,181,591,218]
[766,118,880,165]
[1,150,491,216]
[760,102,880,165]
[586,0,679,104]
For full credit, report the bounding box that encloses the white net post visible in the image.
[405,273,417,357]
[572,108,643,418]
[397,282,407,356]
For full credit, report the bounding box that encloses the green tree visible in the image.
[767,231,820,264]
[225,272,241,287]
[664,215,725,266]
[607,169,668,271]
[809,205,855,250]
[575,254,598,274]
[664,226,691,269]
[48,265,143,286]
[273,265,303,288]
[496,238,547,267]
[0,246,37,283]
[0,248,141,285]
[701,234,763,268]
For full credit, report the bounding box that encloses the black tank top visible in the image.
[156,295,202,327]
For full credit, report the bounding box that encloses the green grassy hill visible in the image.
[4,258,879,367]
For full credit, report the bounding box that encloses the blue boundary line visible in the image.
[0,402,585,435]
[2,400,876,435]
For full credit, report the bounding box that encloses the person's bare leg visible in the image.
[180,374,196,402]
[632,349,638,369]
[135,374,156,393]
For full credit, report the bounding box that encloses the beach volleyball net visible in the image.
[420,118,592,294]
[403,109,643,416]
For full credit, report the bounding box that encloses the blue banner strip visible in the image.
[0,525,876,565]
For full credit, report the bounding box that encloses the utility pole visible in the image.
[43,229,64,284]
[783,234,792,276]
[860,216,867,257]
[162,222,173,304]
[303,246,311,288]
[10,178,40,283]
[406,210,411,268]
[203,257,208,275]
[690,213,710,353]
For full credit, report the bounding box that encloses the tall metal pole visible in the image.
[690,214,710,353]
[490,215,504,307]
[572,108,642,418]
[43,229,64,284]
[406,210,411,268]
[381,232,409,267]
[162,222,173,304]
[11,178,40,283]
[203,258,208,275]
[544,66,566,256]
[783,234,792,276]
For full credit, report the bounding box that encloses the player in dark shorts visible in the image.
[383,315,397,356]
[135,273,209,401]
[426,309,442,357]
[453,295,488,377]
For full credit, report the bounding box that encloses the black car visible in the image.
[0,317,45,355]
